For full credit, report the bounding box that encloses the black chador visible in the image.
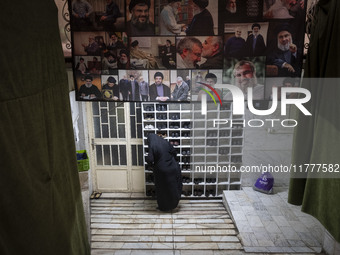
[146,133,182,211]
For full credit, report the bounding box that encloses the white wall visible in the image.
[241,104,296,188]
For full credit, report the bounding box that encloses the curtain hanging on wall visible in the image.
[288,0,340,242]
[0,0,90,254]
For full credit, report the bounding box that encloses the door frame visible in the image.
[86,102,144,192]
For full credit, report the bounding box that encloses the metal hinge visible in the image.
[91,138,97,151]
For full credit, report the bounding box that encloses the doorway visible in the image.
[87,102,144,192]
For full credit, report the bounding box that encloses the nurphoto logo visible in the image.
[200,85,312,128]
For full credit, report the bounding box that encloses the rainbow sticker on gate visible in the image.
[197,82,223,107]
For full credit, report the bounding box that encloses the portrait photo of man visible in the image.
[199,36,223,69]
[244,23,267,57]
[263,0,304,19]
[71,0,94,30]
[176,37,202,69]
[77,75,102,100]
[126,0,155,36]
[171,76,190,101]
[149,71,171,101]
[98,0,123,31]
[223,59,265,100]
[159,0,186,35]
[267,24,301,77]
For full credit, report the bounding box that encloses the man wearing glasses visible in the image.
[176,37,202,69]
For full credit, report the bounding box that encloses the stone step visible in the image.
[91,199,223,204]
[91,228,238,236]
[91,218,233,224]
[91,202,224,207]
[91,223,236,229]
[91,210,228,215]
[91,249,248,255]
[91,235,240,243]
[91,241,243,250]
[91,214,230,219]
[91,206,226,211]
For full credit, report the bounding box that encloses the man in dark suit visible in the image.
[99,0,121,31]
[160,39,176,69]
[119,75,130,101]
[129,74,140,101]
[171,76,190,101]
[149,72,170,101]
[224,27,246,59]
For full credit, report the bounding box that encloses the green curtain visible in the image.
[0,1,90,254]
[288,0,340,243]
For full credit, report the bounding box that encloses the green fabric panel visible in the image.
[0,0,68,101]
[288,0,340,243]
[0,0,90,254]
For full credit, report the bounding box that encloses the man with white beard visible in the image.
[160,0,186,35]
[220,0,242,25]
[78,75,101,100]
[219,0,247,34]
[268,26,301,77]
[224,60,264,100]
[226,0,237,14]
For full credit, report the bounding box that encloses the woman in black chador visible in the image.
[146,133,182,211]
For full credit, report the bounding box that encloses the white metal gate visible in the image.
[87,102,144,192]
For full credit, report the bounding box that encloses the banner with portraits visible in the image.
[70,0,306,102]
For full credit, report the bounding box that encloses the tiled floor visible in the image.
[91,198,243,254]
[91,192,325,254]
[223,187,324,254]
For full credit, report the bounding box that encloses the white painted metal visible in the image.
[87,102,144,192]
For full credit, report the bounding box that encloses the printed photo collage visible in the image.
[70,0,306,102]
